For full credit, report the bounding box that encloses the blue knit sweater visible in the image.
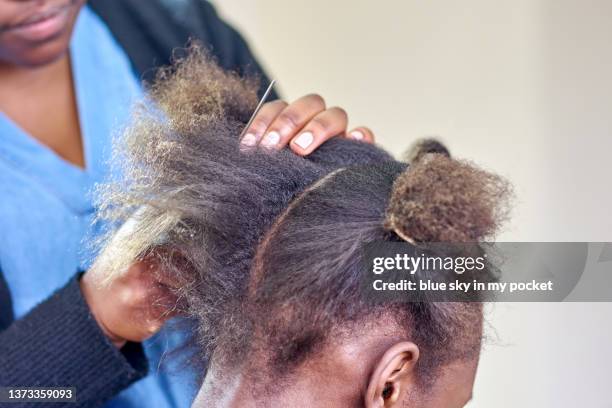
[0,1,274,406]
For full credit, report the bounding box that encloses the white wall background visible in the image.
[211,1,612,406]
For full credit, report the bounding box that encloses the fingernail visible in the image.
[241,133,257,146]
[350,130,365,140]
[261,131,280,147]
[293,131,314,150]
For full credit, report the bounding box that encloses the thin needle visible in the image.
[239,79,276,139]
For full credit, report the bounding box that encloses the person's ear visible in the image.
[365,342,420,408]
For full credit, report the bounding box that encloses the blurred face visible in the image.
[0,0,84,67]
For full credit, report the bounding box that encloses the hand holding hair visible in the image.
[91,45,514,406]
[240,94,374,155]
[79,44,377,349]
[80,255,178,349]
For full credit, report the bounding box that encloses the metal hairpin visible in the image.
[239,79,276,139]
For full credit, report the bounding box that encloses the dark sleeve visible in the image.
[179,0,279,99]
[88,0,279,99]
[0,271,12,331]
[0,276,148,408]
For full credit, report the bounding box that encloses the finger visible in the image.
[240,100,288,146]
[142,315,164,337]
[259,94,326,149]
[119,303,163,341]
[150,285,181,319]
[132,250,185,290]
[121,264,170,309]
[289,107,348,156]
[346,126,375,144]
[136,286,178,332]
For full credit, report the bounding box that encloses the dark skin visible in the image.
[0,0,374,168]
[2,6,480,406]
[0,0,376,347]
[0,0,85,166]
[193,323,477,408]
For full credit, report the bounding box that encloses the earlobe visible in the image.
[365,342,420,408]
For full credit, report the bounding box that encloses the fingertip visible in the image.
[293,131,314,149]
[289,141,310,156]
[260,130,282,149]
[290,132,319,156]
[244,100,288,145]
[240,132,257,147]
[348,127,375,143]
[348,130,365,140]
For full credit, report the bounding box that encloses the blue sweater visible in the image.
[0,1,274,407]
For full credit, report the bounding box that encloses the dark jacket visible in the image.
[89,0,277,95]
[0,1,274,406]
[0,273,10,331]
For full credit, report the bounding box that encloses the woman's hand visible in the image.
[240,94,375,155]
[79,94,371,349]
[80,257,177,349]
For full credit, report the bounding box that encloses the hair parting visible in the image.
[93,45,512,387]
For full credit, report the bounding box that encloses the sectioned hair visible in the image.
[95,45,511,386]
